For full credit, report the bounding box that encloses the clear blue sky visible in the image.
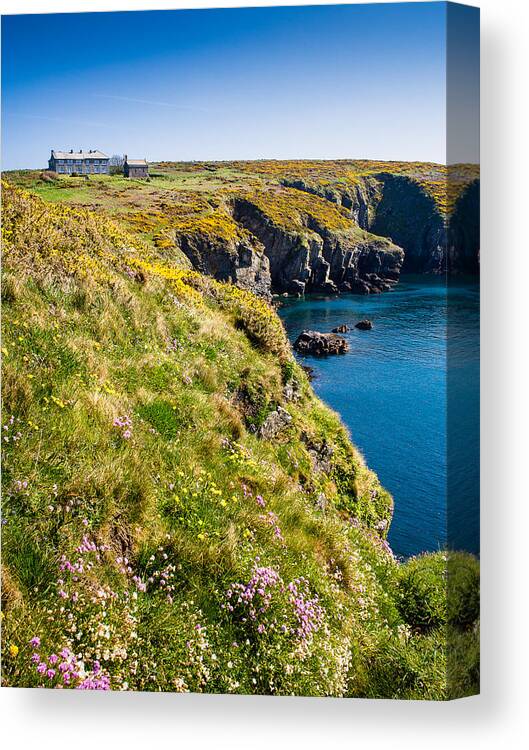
[1,3,477,169]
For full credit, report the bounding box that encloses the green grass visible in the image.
[5,157,479,255]
[1,180,479,698]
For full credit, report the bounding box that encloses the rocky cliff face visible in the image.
[282,175,381,229]
[168,166,478,298]
[173,194,403,298]
[448,179,480,274]
[367,175,447,273]
[232,197,403,295]
[175,231,272,299]
[282,173,480,275]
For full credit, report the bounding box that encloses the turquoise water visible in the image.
[278,276,479,559]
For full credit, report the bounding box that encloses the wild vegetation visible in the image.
[6,158,479,252]
[1,177,479,698]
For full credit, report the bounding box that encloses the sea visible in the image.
[278,276,479,559]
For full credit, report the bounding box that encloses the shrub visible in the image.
[39,171,59,183]
[397,552,447,632]
[447,552,480,628]
[447,623,480,698]
[354,627,447,701]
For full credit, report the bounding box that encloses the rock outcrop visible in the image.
[232,197,403,296]
[168,165,478,297]
[282,172,480,275]
[448,179,480,274]
[176,232,272,299]
[368,175,446,274]
[258,406,293,440]
[302,433,334,474]
[294,330,349,356]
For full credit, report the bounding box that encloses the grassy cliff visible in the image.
[1,180,478,698]
[6,159,479,260]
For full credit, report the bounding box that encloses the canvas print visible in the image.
[1,2,480,699]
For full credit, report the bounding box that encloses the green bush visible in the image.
[397,552,447,632]
[352,627,447,701]
[447,623,480,698]
[448,552,480,628]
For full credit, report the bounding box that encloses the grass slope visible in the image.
[6,158,479,255]
[1,181,478,698]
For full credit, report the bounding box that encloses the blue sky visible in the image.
[1,3,476,169]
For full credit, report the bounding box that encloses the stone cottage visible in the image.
[124,156,149,179]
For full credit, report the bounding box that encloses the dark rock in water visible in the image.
[355,319,373,330]
[301,365,315,381]
[294,330,349,356]
[331,324,349,333]
[288,280,306,297]
[350,280,372,295]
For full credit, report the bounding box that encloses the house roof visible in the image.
[51,150,109,159]
[126,158,148,166]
